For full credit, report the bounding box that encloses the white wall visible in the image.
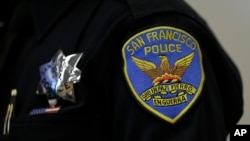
[186,0,250,140]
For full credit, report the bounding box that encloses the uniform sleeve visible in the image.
[113,0,243,140]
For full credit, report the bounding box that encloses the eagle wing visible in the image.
[173,52,194,77]
[131,56,156,71]
[131,56,161,80]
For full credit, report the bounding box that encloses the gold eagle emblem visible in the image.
[132,52,194,85]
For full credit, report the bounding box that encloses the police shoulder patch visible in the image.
[122,26,205,124]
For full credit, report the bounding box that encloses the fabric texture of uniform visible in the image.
[0,0,243,140]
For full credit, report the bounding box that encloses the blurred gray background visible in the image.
[186,0,250,140]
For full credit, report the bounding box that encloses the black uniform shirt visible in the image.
[0,0,243,141]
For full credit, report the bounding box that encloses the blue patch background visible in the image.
[123,26,204,122]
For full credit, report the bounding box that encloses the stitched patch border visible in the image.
[122,26,205,124]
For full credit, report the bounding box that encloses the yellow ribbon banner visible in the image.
[141,83,196,101]
[153,94,188,106]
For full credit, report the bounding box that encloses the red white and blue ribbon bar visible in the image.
[29,106,61,115]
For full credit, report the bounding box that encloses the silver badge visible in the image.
[37,50,83,107]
